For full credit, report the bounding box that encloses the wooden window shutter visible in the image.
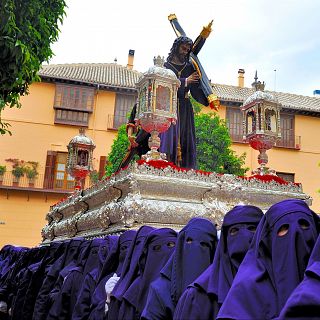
[44,151,57,189]
[99,156,107,179]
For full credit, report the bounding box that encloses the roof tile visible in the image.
[39,64,320,113]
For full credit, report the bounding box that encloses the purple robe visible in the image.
[47,237,117,320]
[159,61,200,169]
[278,231,320,319]
[173,205,263,320]
[141,217,218,320]
[107,226,154,320]
[86,230,135,320]
[71,230,135,320]
[21,242,66,320]
[119,228,178,319]
[32,238,84,320]
[217,199,320,320]
[8,247,47,320]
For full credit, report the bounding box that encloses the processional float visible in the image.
[41,16,311,243]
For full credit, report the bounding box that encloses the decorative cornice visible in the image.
[41,161,311,243]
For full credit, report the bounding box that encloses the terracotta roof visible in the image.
[211,83,320,113]
[39,63,141,90]
[39,63,320,113]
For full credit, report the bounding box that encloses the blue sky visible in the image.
[48,0,320,97]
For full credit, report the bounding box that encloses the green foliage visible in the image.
[0,0,67,135]
[89,170,99,184]
[24,162,39,179]
[11,165,24,178]
[0,165,6,176]
[105,124,131,177]
[189,94,204,115]
[194,112,248,176]
[105,108,248,177]
[5,158,39,179]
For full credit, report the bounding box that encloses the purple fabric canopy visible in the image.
[217,199,320,320]
[173,205,263,320]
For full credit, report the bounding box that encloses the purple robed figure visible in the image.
[46,239,93,319]
[46,239,89,316]
[48,237,117,320]
[173,205,263,320]
[11,243,63,320]
[32,238,84,320]
[20,242,66,320]
[217,199,320,320]
[141,217,218,320]
[73,230,135,320]
[159,36,210,170]
[118,228,177,320]
[278,231,320,319]
[107,226,155,320]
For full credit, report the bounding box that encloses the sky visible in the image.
[48,0,320,97]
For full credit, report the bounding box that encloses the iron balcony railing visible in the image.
[275,135,301,150]
[230,133,301,150]
[0,172,91,191]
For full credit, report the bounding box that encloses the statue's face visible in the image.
[177,43,191,63]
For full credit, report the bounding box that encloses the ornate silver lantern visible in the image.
[66,128,96,190]
[135,55,180,161]
[241,73,281,175]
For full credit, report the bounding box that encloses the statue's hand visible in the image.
[187,71,200,84]
[128,135,139,149]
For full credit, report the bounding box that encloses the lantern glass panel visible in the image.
[156,85,171,112]
[247,111,256,134]
[247,116,253,134]
[77,150,88,166]
[138,85,148,113]
[265,109,277,132]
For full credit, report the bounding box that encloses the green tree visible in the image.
[0,0,66,135]
[105,124,137,177]
[194,112,248,175]
[105,111,248,177]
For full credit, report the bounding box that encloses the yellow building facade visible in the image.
[0,59,319,248]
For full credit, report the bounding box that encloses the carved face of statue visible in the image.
[177,43,192,64]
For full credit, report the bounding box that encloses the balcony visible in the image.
[107,114,128,130]
[275,135,301,150]
[230,133,301,150]
[230,133,246,144]
[0,171,91,193]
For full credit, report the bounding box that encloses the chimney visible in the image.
[238,68,245,88]
[127,49,135,70]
